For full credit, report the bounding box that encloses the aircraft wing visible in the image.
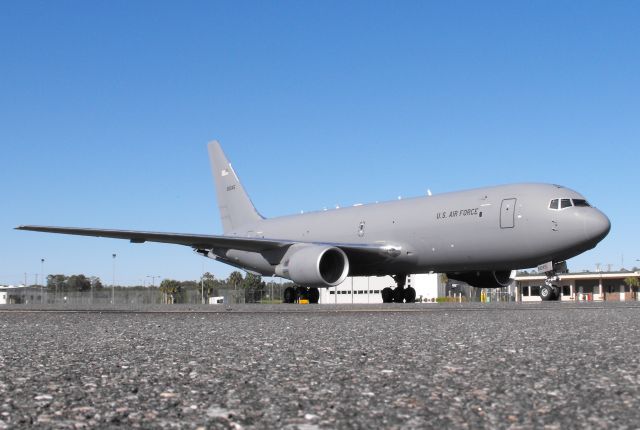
[15,225,296,252]
[14,225,392,256]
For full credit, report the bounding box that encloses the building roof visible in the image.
[0,285,27,290]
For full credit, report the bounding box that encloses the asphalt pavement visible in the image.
[1,302,640,429]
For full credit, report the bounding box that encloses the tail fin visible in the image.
[208,141,264,234]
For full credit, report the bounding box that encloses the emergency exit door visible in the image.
[500,198,517,229]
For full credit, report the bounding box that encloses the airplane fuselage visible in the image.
[219,183,610,277]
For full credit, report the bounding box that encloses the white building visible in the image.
[0,285,37,304]
[208,296,225,304]
[319,274,444,304]
[516,271,640,302]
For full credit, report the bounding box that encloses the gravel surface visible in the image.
[1,303,640,429]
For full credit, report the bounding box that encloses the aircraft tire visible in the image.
[539,285,553,301]
[381,287,393,303]
[392,287,405,303]
[308,287,320,304]
[283,287,296,304]
[404,287,416,303]
[551,286,561,301]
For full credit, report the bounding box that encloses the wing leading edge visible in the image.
[15,225,393,257]
[15,225,292,252]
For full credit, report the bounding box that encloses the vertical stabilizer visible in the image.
[208,141,264,234]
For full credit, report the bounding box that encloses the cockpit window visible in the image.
[572,199,591,207]
[550,198,587,210]
[560,199,573,209]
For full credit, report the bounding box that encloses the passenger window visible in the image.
[560,199,572,209]
[549,199,559,210]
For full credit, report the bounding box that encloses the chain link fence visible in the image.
[5,286,284,307]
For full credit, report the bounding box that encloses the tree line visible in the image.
[158,271,293,304]
[46,274,103,291]
[44,271,293,304]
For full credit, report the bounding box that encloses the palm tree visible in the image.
[201,272,216,302]
[624,276,640,300]
[159,279,181,304]
[228,271,244,304]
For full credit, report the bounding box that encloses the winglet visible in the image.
[208,141,264,234]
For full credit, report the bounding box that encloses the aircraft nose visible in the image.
[586,209,611,243]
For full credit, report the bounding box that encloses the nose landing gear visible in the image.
[539,261,566,301]
[539,284,560,301]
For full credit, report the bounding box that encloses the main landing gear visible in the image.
[381,275,416,303]
[283,286,319,304]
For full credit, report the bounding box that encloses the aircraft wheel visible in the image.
[283,287,296,304]
[296,286,309,302]
[381,287,393,303]
[393,287,405,303]
[551,286,561,301]
[539,285,553,301]
[404,287,416,303]
[308,287,320,304]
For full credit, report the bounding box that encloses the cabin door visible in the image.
[500,198,517,229]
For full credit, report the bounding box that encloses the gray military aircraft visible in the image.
[17,141,610,303]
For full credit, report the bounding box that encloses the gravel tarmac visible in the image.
[1,302,640,429]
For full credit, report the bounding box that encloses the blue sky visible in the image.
[1,1,638,285]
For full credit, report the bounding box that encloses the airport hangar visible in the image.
[318,273,446,304]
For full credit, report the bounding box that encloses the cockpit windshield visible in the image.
[572,199,591,207]
[548,198,592,210]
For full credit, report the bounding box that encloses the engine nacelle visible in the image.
[275,245,349,287]
[446,270,516,289]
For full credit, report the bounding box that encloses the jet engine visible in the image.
[446,270,516,289]
[275,245,349,287]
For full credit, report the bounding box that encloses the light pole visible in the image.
[112,254,116,305]
[40,258,45,303]
[147,275,160,287]
[147,275,160,305]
